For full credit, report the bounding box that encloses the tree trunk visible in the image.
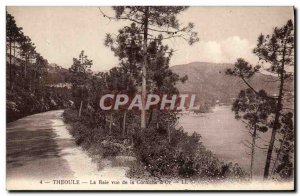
[167,120,171,143]
[13,42,16,90]
[37,73,40,90]
[33,71,37,92]
[24,55,27,79]
[109,113,113,135]
[250,124,257,179]
[9,40,12,89]
[29,72,32,91]
[263,44,286,179]
[156,111,160,129]
[146,109,153,128]
[141,6,149,129]
[78,100,83,117]
[122,111,127,137]
[13,42,16,57]
[271,133,286,176]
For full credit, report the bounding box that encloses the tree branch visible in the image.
[99,8,143,25]
[240,76,277,100]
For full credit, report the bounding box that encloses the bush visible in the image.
[64,109,248,181]
[6,86,71,123]
[130,127,248,181]
[63,109,134,158]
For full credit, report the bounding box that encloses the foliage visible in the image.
[233,89,275,131]
[273,112,294,180]
[102,6,197,128]
[254,20,294,75]
[106,6,199,45]
[130,127,248,180]
[7,86,71,122]
[63,109,133,158]
[67,50,93,110]
[104,20,188,130]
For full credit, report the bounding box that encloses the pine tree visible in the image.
[227,20,294,179]
[19,35,36,85]
[33,53,48,92]
[69,50,93,116]
[6,12,22,89]
[232,88,275,179]
[105,66,137,136]
[101,6,198,129]
[253,20,294,179]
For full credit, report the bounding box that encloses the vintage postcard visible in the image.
[6,6,295,191]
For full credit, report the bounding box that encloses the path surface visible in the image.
[6,110,128,190]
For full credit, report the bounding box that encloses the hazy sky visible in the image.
[7,6,294,71]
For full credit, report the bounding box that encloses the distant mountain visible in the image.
[46,63,71,85]
[171,62,282,105]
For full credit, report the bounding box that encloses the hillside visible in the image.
[171,62,281,105]
[46,63,71,84]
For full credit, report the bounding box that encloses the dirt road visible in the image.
[6,110,127,190]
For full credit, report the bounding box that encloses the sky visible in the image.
[7,6,294,72]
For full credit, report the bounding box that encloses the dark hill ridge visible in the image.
[46,63,71,85]
[170,62,281,105]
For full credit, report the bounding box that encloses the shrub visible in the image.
[63,109,134,158]
[64,109,248,181]
[130,127,248,181]
[7,86,70,122]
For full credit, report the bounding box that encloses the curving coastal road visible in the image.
[7,110,74,181]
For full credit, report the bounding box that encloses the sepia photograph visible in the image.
[5,6,295,191]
